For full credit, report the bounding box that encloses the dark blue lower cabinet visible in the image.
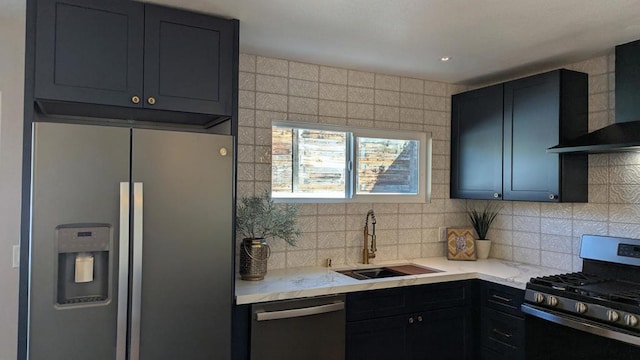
[346,282,473,360]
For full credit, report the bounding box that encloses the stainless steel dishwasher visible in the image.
[251,294,345,360]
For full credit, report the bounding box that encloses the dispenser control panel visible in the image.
[57,225,110,253]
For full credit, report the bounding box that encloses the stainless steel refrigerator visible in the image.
[26,122,233,359]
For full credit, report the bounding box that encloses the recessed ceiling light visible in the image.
[440,56,450,62]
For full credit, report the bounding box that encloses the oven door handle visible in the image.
[521,304,640,347]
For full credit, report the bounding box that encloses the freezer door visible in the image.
[131,129,233,360]
[29,122,130,359]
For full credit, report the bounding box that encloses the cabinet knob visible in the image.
[147,97,156,105]
[493,192,501,199]
[131,95,140,104]
[408,317,414,324]
[417,315,423,322]
[549,194,558,200]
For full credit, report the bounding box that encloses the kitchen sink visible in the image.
[337,264,442,280]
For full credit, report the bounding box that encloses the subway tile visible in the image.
[289,79,319,98]
[513,231,540,249]
[513,247,540,265]
[238,108,255,127]
[320,66,348,85]
[573,203,609,221]
[541,218,572,236]
[319,100,347,117]
[256,56,288,76]
[400,92,423,109]
[319,116,347,126]
[398,244,422,260]
[238,90,256,108]
[399,214,422,229]
[513,216,540,233]
[289,61,319,81]
[610,185,640,203]
[424,95,447,111]
[317,232,346,248]
[239,53,256,72]
[317,203,346,215]
[399,108,423,124]
[424,81,448,96]
[317,215,346,231]
[572,220,608,238]
[239,72,256,91]
[319,83,348,101]
[400,77,424,94]
[375,89,400,106]
[490,244,513,260]
[256,74,288,94]
[374,105,399,122]
[255,92,287,112]
[375,74,400,91]
[286,249,317,268]
[610,165,640,184]
[256,110,286,128]
[398,229,422,244]
[541,235,573,253]
[289,96,318,115]
[588,93,608,112]
[347,87,374,104]
[541,251,573,271]
[348,70,375,88]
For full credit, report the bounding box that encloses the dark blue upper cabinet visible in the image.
[35,0,144,107]
[451,69,588,202]
[34,0,237,124]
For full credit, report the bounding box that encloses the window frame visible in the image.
[271,120,432,203]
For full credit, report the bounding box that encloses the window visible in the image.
[272,121,431,203]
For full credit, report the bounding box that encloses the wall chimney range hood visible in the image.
[548,39,640,153]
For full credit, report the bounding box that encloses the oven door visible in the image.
[522,304,640,359]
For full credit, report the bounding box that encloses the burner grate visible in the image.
[530,272,610,290]
[609,288,640,307]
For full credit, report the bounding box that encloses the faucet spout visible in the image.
[363,210,377,264]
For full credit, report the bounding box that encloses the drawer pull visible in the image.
[491,294,512,303]
[492,328,512,339]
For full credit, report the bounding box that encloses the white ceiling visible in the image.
[4,0,640,84]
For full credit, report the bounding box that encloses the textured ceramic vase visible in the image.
[475,239,491,259]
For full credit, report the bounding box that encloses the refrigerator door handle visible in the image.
[116,183,130,360]
[130,182,144,360]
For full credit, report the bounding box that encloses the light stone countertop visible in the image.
[235,257,564,305]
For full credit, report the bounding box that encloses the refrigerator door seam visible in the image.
[116,183,130,360]
[130,182,144,360]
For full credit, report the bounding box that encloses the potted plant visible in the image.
[467,202,502,259]
[236,191,301,280]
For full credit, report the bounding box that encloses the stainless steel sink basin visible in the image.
[337,264,442,280]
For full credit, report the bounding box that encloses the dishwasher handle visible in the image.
[255,301,345,322]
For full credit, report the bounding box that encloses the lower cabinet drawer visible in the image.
[481,308,524,357]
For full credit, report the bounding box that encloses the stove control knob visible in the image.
[625,314,638,327]
[575,302,588,314]
[547,296,559,307]
[533,293,545,304]
[607,310,620,322]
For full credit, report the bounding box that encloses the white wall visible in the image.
[0,13,25,360]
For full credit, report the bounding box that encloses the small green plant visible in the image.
[236,191,301,246]
[467,202,503,240]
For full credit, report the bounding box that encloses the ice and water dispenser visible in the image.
[55,224,112,306]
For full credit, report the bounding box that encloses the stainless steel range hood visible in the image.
[548,39,640,154]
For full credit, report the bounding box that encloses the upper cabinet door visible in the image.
[451,84,504,200]
[35,0,144,107]
[503,71,560,202]
[143,5,235,116]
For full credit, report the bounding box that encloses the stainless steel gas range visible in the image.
[522,235,640,359]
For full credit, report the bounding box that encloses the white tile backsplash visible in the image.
[236,52,640,271]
